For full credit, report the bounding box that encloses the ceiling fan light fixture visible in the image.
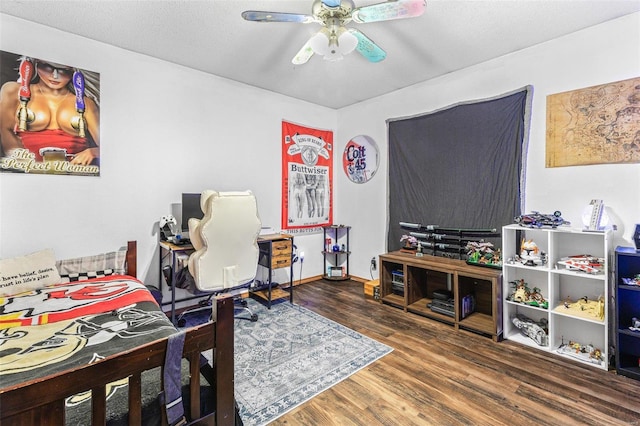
[309,31,331,56]
[337,29,358,55]
[323,43,345,62]
[309,27,358,61]
[244,0,427,66]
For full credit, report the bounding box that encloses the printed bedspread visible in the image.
[0,275,177,389]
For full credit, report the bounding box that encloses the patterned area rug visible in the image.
[233,298,393,426]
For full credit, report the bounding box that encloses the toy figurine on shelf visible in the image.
[557,337,604,365]
[622,275,640,286]
[527,287,548,309]
[557,255,604,274]
[558,295,605,321]
[516,239,547,267]
[515,210,570,228]
[465,240,502,269]
[512,314,548,346]
[630,317,640,332]
[509,279,530,302]
[400,234,418,251]
[507,279,548,309]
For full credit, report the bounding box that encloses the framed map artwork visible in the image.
[546,77,640,167]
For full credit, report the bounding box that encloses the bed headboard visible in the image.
[126,241,137,278]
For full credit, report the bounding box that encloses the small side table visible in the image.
[255,233,294,308]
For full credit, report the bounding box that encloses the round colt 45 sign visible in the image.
[342,135,379,184]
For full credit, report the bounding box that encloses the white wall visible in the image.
[0,14,335,287]
[2,13,639,286]
[337,13,640,280]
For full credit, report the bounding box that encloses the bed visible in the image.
[0,241,235,425]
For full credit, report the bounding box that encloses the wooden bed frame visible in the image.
[0,241,235,426]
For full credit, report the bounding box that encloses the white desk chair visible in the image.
[179,190,261,324]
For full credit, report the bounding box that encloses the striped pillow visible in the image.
[56,246,127,283]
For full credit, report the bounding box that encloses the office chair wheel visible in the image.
[250,313,258,322]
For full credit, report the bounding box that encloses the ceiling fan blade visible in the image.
[321,0,342,7]
[352,0,426,24]
[292,38,316,65]
[242,10,316,23]
[349,29,386,62]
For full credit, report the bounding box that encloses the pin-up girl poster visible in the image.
[0,50,100,176]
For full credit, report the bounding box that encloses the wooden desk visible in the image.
[255,233,294,308]
[158,240,197,325]
[160,234,294,322]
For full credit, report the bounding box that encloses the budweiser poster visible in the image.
[282,120,333,234]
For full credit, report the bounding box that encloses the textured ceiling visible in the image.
[1,0,639,109]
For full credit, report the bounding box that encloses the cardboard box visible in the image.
[364,279,380,300]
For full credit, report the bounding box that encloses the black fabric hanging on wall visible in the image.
[386,87,531,252]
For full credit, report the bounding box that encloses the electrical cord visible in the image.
[299,257,304,285]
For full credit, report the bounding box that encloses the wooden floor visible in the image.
[270,279,640,426]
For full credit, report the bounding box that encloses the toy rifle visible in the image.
[419,240,466,251]
[400,221,500,260]
[400,222,499,236]
[410,232,472,242]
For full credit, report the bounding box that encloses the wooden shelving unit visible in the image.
[322,225,351,281]
[502,225,612,370]
[379,251,502,341]
[615,246,640,380]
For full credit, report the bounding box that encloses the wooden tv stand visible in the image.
[379,251,503,341]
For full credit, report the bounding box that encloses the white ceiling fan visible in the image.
[241,0,427,64]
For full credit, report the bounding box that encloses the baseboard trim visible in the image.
[294,275,323,286]
[295,275,371,285]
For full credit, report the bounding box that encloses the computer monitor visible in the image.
[181,193,203,232]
